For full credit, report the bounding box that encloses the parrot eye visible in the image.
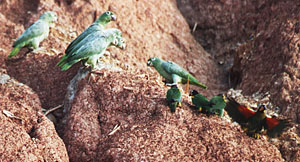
[113,39,118,45]
[106,11,111,15]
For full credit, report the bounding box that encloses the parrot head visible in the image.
[147,57,160,67]
[217,93,228,102]
[40,11,58,23]
[189,90,199,97]
[96,11,116,24]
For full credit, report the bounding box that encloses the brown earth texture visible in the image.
[0,0,300,161]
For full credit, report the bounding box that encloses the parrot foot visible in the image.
[103,51,110,57]
[178,102,182,108]
[252,133,260,139]
[198,107,202,112]
[32,47,46,54]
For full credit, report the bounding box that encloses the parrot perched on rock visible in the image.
[189,90,226,117]
[8,11,57,57]
[166,85,182,113]
[146,57,207,90]
[225,97,292,139]
[65,11,116,55]
[57,28,125,71]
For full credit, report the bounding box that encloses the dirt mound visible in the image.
[229,1,300,123]
[1,0,299,161]
[63,69,284,162]
[0,69,68,161]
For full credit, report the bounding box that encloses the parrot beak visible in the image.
[147,60,153,66]
[111,15,116,21]
[120,44,126,50]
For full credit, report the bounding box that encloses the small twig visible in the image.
[108,124,121,136]
[3,110,22,122]
[123,86,135,91]
[44,104,63,116]
[192,22,198,33]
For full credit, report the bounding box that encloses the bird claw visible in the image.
[32,47,46,54]
[103,51,110,57]
[178,102,182,108]
[252,133,260,139]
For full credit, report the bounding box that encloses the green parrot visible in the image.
[8,11,57,57]
[166,85,182,113]
[189,90,226,117]
[225,97,292,139]
[146,57,207,89]
[67,26,125,57]
[57,28,125,71]
[65,11,116,55]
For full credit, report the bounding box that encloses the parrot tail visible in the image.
[60,60,79,71]
[195,81,208,89]
[169,102,178,113]
[57,55,68,67]
[8,46,21,58]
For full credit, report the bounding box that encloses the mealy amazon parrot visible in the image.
[225,97,292,139]
[66,27,125,58]
[57,28,125,71]
[146,57,207,91]
[189,90,226,117]
[65,11,116,55]
[8,11,57,57]
[166,85,182,113]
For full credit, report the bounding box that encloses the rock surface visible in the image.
[228,0,300,124]
[0,69,69,161]
[63,70,284,162]
[0,0,299,161]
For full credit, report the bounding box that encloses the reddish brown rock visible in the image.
[1,0,298,161]
[63,70,284,161]
[228,1,300,124]
[0,0,224,110]
[0,70,69,161]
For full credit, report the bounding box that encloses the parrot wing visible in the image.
[210,96,226,113]
[68,35,109,61]
[57,33,110,70]
[264,116,292,138]
[13,20,47,47]
[161,61,191,79]
[166,87,182,102]
[225,97,256,124]
[65,24,102,55]
[161,61,207,89]
[192,94,211,109]
[166,87,181,113]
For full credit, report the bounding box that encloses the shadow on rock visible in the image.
[5,53,79,110]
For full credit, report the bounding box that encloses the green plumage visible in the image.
[147,57,207,89]
[166,85,182,113]
[65,11,116,55]
[9,11,57,57]
[57,28,125,71]
[189,90,226,117]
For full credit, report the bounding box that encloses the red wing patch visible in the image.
[265,116,280,130]
[237,105,255,119]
